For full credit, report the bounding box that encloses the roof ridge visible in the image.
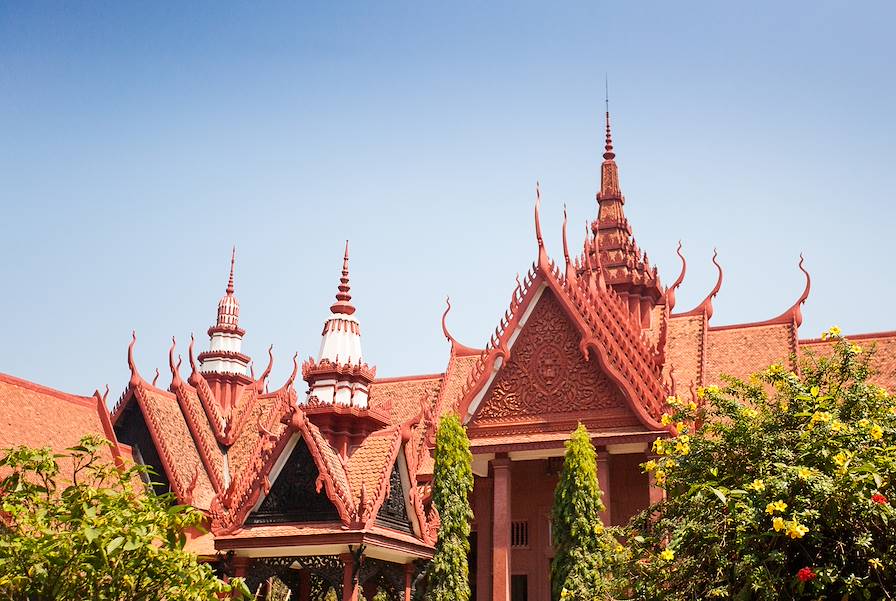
[0,372,95,407]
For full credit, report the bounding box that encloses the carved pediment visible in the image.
[246,437,340,525]
[375,462,413,534]
[470,290,638,428]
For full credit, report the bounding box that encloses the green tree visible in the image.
[425,412,473,601]
[551,423,627,601]
[629,330,896,600]
[0,435,249,601]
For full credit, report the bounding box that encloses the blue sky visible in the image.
[1,1,894,395]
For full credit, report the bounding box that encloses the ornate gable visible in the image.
[375,462,413,534]
[469,289,641,434]
[246,437,341,525]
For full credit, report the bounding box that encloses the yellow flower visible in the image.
[870,424,883,440]
[797,467,813,480]
[661,413,673,426]
[810,386,820,397]
[766,500,788,514]
[786,521,809,539]
[748,479,765,492]
[772,517,785,532]
[687,400,698,411]
[675,422,688,433]
[643,460,657,472]
[831,420,845,433]
[666,395,680,407]
[822,326,842,340]
[675,442,691,456]
[655,470,667,485]
[679,434,691,444]
[653,439,666,455]
[869,558,883,570]
[741,407,758,419]
[660,548,675,561]
[834,451,850,466]
[697,386,706,399]
[850,344,863,355]
[707,385,720,394]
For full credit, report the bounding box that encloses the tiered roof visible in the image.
[1,108,894,564]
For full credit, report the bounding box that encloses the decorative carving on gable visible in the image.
[471,290,631,424]
[246,438,340,525]
[376,462,413,533]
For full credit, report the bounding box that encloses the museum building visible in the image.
[2,112,894,601]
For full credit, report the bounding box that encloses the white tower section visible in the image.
[198,247,251,376]
[304,241,374,408]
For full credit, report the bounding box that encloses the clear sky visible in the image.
[1,1,894,396]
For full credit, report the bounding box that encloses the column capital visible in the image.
[492,453,512,470]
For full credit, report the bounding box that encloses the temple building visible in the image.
[1,111,895,601]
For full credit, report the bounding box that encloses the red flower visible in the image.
[872,493,888,505]
[797,567,817,583]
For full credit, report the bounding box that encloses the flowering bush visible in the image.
[628,330,896,599]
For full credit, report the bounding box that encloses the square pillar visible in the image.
[597,448,611,526]
[404,563,414,601]
[491,454,512,601]
[340,552,359,601]
[475,474,493,601]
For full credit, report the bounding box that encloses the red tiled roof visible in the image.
[704,323,796,383]
[0,373,125,469]
[128,383,217,510]
[665,314,706,388]
[800,331,896,392]
[369,374,443,425]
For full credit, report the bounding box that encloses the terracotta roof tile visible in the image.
[369,375,443,425]
[226,393,286,481]
[132,385,216,509]
[436,354,479,417]
[705,323,795,383]
[664,314,705,388]
[0,373,117,469]
[346,429,400,508]
[801,332,896,392]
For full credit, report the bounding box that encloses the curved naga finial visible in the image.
[152,368,160,387]
[666,241,687,311]
[766,254,812,327]
[677,248,722,320]
[168,337,184,388]
[255,345,275,391]
[562,205,576,283]
[286,352,299,388]
[187,334,200,383]
[534,181,549,268]
[127,331,142,385]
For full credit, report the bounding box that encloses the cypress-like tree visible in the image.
[551,423,623,601]
[426,412,474,601]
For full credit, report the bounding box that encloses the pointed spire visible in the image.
[603,108,615,161]
[330,240,356,315]
[214,247,241,330]
[226,246,236,295]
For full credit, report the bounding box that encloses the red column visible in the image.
[404,563,414,601]
[475,475,493,601]
[299,569,311,601]
[340,553,359,601]
[597,448,612,526]
[228,556,251,601]
[231,555,250,578]
[491,455,512,601]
